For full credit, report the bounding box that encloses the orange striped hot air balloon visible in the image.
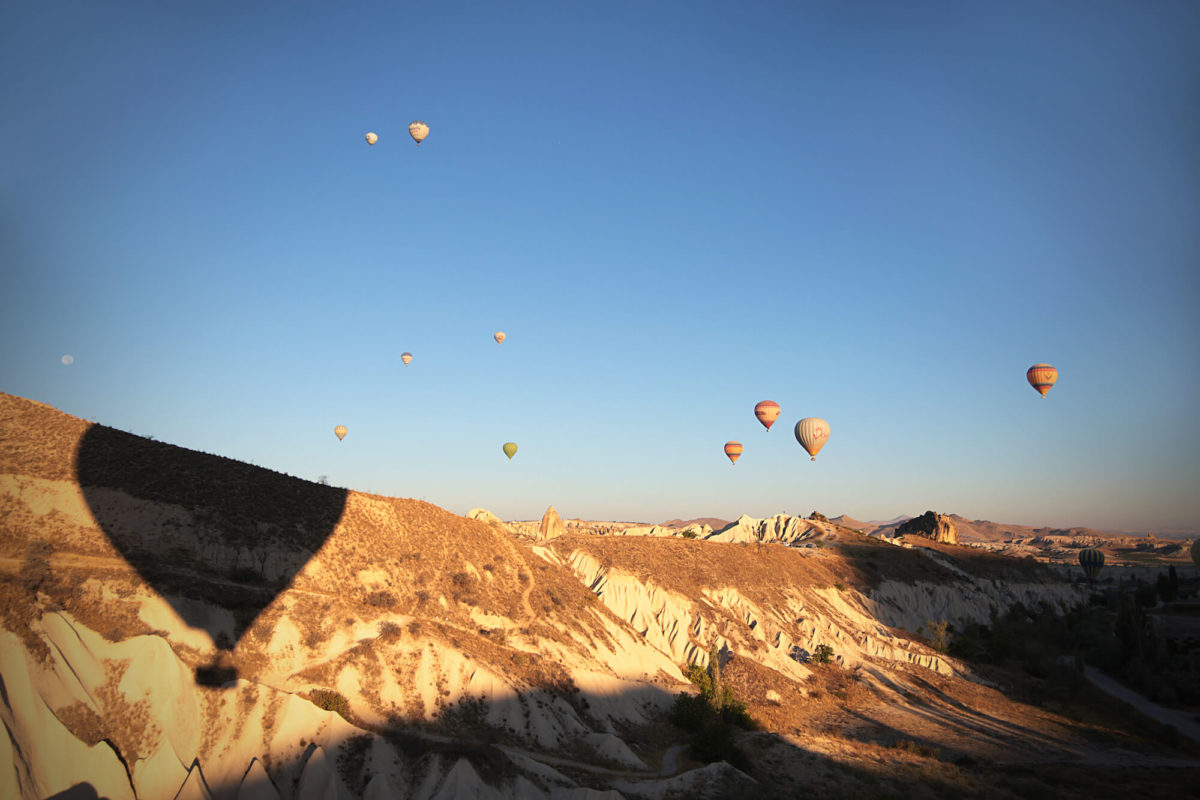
[334,425,348,441]
[724,441,743,464]
[754,401,781,431]
[1027,364,1058,397]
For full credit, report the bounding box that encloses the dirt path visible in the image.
[1083,666,1200,745]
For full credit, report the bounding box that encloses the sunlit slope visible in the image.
[4,391,1191,799]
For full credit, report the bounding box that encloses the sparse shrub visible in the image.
[452,572,472,588]
[834,581,846,592]
[366,590,396,608]
[809,511,829,523]
[813,644,835,664]
[893,738,941,759]
[680,529,699,539]
[22,540,53,592]
[309,689,351,721]
[407,621,423,637]
[415,590,430,605]
[377,621,402,640]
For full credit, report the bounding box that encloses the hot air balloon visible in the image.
[794,418,829,461]
[409,121,429,145]
[754,401,781,431]
[1027,364,1058,397]
[724,441,743,464]
[61,355,74,365]
[494,332,506,345]
[334,425,348,441]
[401,352,413,365]
[365,132,378,146]
[502,442,518,460]
[1079,548,1104,582]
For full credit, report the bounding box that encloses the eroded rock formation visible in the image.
[896,510,959,544]
[539,505,566,540]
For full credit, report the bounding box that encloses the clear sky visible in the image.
[3,2,1198,532]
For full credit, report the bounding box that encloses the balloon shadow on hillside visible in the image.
[76,424,348,686]
[99,681,1199,800]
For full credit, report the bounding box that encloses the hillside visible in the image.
[2,392,1197,799]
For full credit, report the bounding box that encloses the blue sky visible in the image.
[3,2,1198,532]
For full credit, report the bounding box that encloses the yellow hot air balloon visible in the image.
[724,441,743,464]
[409,121,429,145]
[503,442,518,460]
[1079,548,1104,582]
[334,425,348,441]
[1027,364,1058,397]
[401,352,413,365]
[794,418,829,461]
[494,332,506,345]
[754,401,781,431]
[365,132,378,146]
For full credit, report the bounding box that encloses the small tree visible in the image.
[812,644,835,664]
[926,619,951,653]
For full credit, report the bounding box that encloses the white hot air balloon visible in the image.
[794,417,830,461]
[365,132,378,146]
[409,121,429,145]
[61,355,74,365]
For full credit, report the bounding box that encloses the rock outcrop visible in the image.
[467,507,504,529]
[706,514,830,545]
[539,505,566,540]
[895,510,958,544]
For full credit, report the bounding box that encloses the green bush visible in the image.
[813,644,835,664]
[669,649,756,766]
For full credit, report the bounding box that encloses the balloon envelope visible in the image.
[1027,364,1058,397]
[365,132,378,146]
[494,332,506,345]
[401,352,413,365]
[754,401,781,430]
[1079,548,1104,582]
[724,441,743,464]
[502,442,518,460]
[794,418,830,460]
[334,425,348,441]
[409,121,429,145]
[60,354,74,365]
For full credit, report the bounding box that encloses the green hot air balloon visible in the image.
[502,442,518,460]
[1079,548,1104,583]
